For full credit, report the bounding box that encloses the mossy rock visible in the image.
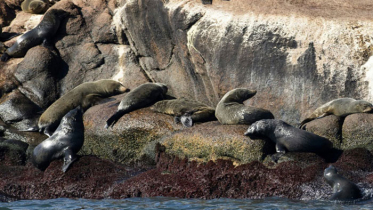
[341,113,373,150]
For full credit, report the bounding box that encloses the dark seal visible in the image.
[151,98,216,127]
[32,107,84,172]
[215,88,274,125]
[324,165,363,201]
[106,83,168,128]
[244,119,333,161]
[1,9,67,61]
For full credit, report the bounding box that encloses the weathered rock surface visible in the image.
[1,0,373,202]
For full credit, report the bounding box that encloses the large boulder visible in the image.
[342,113,373,150]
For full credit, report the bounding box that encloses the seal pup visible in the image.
[151,98,216,127]
[1,9,67,61]
[215,88,274,125]
[299,98,373,129]
[32,106,84,172]
[21,0,49,14]
[106,83,168,128]
[324,165,363,201]
[37,79,128,136]
[244,119,333,161]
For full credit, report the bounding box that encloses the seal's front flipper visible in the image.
[174,116,181,124]
[82,94,103,111]
[62,148,77,173]
[1,53,9,62]
[271,143,287,162]
[105,110,126,128]
[43,126,54,137]
[181,115,193,127]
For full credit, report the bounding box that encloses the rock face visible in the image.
[1,0,373,202]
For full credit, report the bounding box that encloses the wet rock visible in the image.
[303,115,342,149]
[341,113,373,150]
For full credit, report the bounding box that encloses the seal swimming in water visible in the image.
[0,8,67,61]
[215,88,274,125]
[324,165,363,201]
[21,0,49,14]
[37,79,128,136]
[244,119,333,161]
[150,98,216,127]
[299,98,373,129]
[106,83,168,128]
[32,106,84,172]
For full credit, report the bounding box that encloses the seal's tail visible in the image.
[105,110,126,128]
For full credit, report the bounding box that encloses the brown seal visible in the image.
[299,98,373,129]
[38,79,128,136]
[21,0,49,14]
[151,98,216,127]
[1,9,67,61]
[215,88,274,125]
[106,83,168,128]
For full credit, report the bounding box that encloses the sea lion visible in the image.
[32,107,84,172]
[215,88,274,125]
[244,119,333,161]
[151,98,216,127]
[0,9,67,62]
[324,165,363,201]
[106,83,168,128]
[299,98,373,129]
[38,79,128,136]
[21,0,49,14]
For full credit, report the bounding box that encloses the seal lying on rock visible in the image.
[37,79,128,136]
[106,83,168,128]
[1,9,67,61]
[32,107,84,172]
[215,88,274,125]
[21,0,49,14]
[299,98,373,129]
[324,165,363,201]
[151,98,216,127]
[244,119,333,161]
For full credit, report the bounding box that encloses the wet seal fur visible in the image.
[38,79,128,136]
[21,0,49,14]
[244,119,333,162]
[1,9,67,61]
[32,107,84,172]
[215,88,274,125]
[151,98,216,127]
[324,165,363,201]
[106,83,168,128]
[299,98,373,129]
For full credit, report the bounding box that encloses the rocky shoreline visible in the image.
[1,0,373,202]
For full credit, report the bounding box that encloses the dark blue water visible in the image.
[0,197,372,210]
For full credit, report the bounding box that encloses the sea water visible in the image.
[0,197,373,210]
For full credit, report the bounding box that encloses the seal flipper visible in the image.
[105,110,126,128]
[1,53,9,62]
[181,115,193,127]
[271,143,287,162]
[82,94,103,111]
[174,116,181,124]
[62,147,77,173]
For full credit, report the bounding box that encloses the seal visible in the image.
[324,165,363,201]
[151,98,216,127]
[38,79,128,136]
[0,9,67,61]
[106,82,168,128]
[299,98,373,129]
[244,119,333,161]
[21,0,49,14]
[32,106,84,172]
[215,88,274,125]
